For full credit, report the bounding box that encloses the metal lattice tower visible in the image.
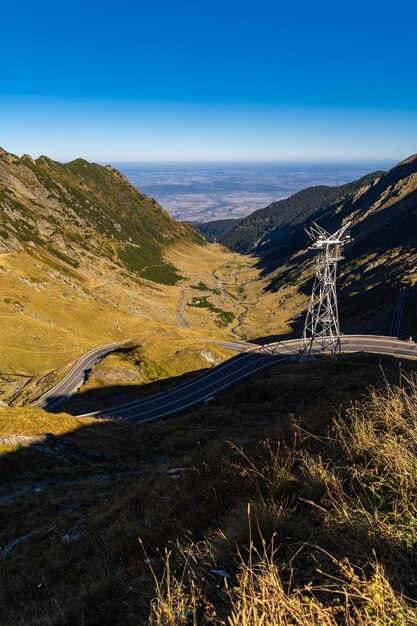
[299,221,351,358]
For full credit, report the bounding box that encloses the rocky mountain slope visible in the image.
[0,147,202,284]
[265,155,417,337]
[0,148,264,402]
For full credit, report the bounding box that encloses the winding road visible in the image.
[77,335,417,422]
[32,341,130,410]
[32,334,417,420]
[32,337,252,410]
[31,279,416,421]
[177,290,190,328]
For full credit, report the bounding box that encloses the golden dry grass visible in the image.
[1,355,417,625]
[0,407,97,437]
[0,242,270,401]
[147,372,417,626]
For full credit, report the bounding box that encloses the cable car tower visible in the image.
[299,221,352,358]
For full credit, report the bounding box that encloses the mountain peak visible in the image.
[395,153,417,166]
[381,153,417,186]
[0,148,202,283]
[104,164,129,184]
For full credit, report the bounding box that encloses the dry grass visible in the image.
[0,407,97,437]
[1,356,417,625]
[148,375,417,625]
[1,236,299,406]
[1,241,279,403]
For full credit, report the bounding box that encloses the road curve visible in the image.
[77,335,417,423]
[32,340,130,410]
[30,337,252,410]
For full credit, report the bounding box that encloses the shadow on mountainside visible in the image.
[36,286,417,422]
[40,339,299,417]
[40,367,210,415]
[1,352,417,625]
[255,176,417,280]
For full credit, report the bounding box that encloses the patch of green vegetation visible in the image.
[215,310,236,328]
[116,243,181,285]
[141,263,181,286]
[3,298,22,307]
[269,266,303,291]
[191,281,208,291]
[191,282,221,296]
[188,296,235,327]
[188,296,220,312]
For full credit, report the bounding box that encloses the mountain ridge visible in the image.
[263,154,417,337]
[217,171,383,253]
[0,147,202,283]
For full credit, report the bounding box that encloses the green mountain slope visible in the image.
[0,148,202,284]
[0,148,244,401]
[190,217,243,242]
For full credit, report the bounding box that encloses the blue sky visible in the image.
[1,0,416,161]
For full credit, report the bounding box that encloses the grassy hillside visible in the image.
[1,354,416,624]
[0,148,278,402]
[0,147,202,284]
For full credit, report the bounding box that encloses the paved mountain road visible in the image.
[31,334,417,419]
[77,335,417,422]
[177,290,190,328]
[390,289,411,338]
[32,338,253,410]
[32,341,130,410]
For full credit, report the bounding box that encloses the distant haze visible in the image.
[115,161,395,222]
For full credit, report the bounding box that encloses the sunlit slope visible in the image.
[0,147,203,284]
[1,148,274,401]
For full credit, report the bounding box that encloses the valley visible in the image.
[1,148,417,626]
[0,148,294,407]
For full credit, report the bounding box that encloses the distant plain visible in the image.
[115,160,395,222]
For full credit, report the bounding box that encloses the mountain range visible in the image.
[1,147,417,626]
[196,155,417,338]
[0,147,250,402]
[0,147,202,284]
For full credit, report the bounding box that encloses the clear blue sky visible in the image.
[1,0,416,161]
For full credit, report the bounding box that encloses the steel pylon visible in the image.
[299,221,351,358]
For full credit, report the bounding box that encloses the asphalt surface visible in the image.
[76,335,417,422]
[31,338,252,410]
[31,334,417,420]
[390,289,411,338]
[32,341,129,410]
[177,290,190,328]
